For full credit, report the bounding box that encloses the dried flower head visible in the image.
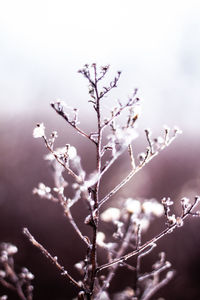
[142,200,164,217]
[125,198,141,215]
[100,207,121,222]
[33,123,45,138]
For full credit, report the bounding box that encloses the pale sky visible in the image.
[0,0,200,133]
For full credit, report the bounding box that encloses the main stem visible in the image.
[89,73,102,296]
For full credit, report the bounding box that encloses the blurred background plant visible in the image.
[1,1,200,299]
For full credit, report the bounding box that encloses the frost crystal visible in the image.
[33,123,45,138]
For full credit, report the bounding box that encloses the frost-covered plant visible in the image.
[1,64,199,300]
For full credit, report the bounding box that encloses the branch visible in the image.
[97,196,200,272]
[141,271,174,300]
[51,102,95,144]
[23,228,81,290]
[101,94,139,131]
[43,136,83,183]
[96,216,135,299]
[99,129,180,208]
[65,207,91,248]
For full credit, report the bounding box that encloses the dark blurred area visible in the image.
[0,113,200,300]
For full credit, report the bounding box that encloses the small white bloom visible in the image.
[176,217,184,227]
[125,198,141,215]
[133,102,141,119]
[105,242,117,250]
[98,291,110,300]
[174,126,182,134]
[33,183,51,198]
[6,244,18,255]
[1,251,8,262]
[166,270,174,279]
[167,214,176,225]
[53,186,64,195]
[142,201,153,215]
[142,201,164,217]
[100,208,121,222]
[162,197,173,206]
[27,272,34,280]
[138,152,146,162]
[1,243,18,255]
[140,218,150,232]
[21,268,34,280]
[33,123,45,138]
[96,232,106,247]
[154,136,164,144]
[0,270,6,278]
[74,261,85,271]
[152,202,164,217]
[181,197,190,206]
[67,146,77,159]
[44,153,55,161]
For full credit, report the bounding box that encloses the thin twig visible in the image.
[101,96,138,131]
[0,277,16,292]
[23,228,81,290]
[135,224,142,295]
[138,262,171,282]
[2,262,27,300]
[141,271,174,300]
[96,216,135,299]
[43,136,82,183]
[51,102,95,144]
[65,208,91,247]
[128,144,136,170]
[99,131,179,208]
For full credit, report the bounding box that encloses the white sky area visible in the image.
[0,0,200,133]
